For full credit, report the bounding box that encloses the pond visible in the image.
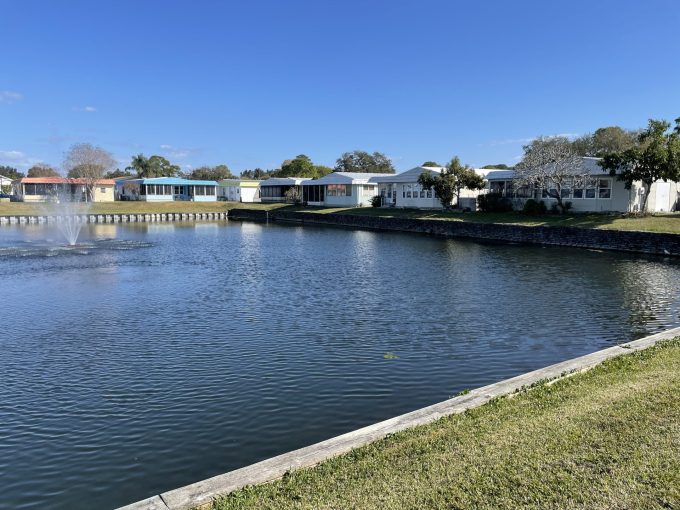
[1,220,680,509]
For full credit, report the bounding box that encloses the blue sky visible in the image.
[1,0,679,174]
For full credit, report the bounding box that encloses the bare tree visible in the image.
[63,143,116,201]
[514,137,587,214]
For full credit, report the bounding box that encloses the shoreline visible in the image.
[1,205,679,256]
[118,326,680,510]
[232,208,680,257]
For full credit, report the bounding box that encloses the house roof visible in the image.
[260,177,311,186]
[20,177,116,185]
[484,157,607,181]
[302,172,385,185]
[218,179,261,187]
[371,166,444,184]
[116,177,218,186]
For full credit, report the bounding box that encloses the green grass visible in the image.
[285,206,680,234]
[2,201,678,234]
[213,338,680,510]
[0,201,286,216]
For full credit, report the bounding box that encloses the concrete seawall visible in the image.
[0,212,227,225]
[228,208,680,257]
[118,326,680,510]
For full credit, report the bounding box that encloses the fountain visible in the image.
[39,186,92,246]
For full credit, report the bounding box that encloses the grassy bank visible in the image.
[213,338,680,510]
[290,206,680,234]
[0,201,286,216]
[2,201,678,234]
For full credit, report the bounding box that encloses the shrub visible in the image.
[478,192,513,213]
[284,186,302,205]
[370,195,382,208]
[549,201,573,214]
[523,199,547,215]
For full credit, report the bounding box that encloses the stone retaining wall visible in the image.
[264,210,680,257]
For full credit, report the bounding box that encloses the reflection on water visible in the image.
[1,221,679,510]
[0,239,153,258]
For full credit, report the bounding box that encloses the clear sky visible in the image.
[1,0,679,174]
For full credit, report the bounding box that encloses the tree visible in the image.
[284,186,302,204]
[27,164,60,178]
[186,164,234,181]
[514,136,587,214]
[63,143,116,201]
[273,155,332,179]
[418,156,486,209]
[600,118,680,213]
[572,126,639,157]
[0,165,24,180]
[127,154,180,178]
[421,161,440,167]
[334,151,395,174]
[105,168,134,179]
[240,168,276,180]
[481,163,511,169]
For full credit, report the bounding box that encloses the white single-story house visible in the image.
[15,177,116,202]
[260,177,311,202]
[1,174,14,194]
[485,157,679,213]
[302,172,383,207]
[116,177,218,202]
[372,166,490,209]
[218,179,261,203]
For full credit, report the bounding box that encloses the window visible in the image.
[261,186,283,198]
[598,179,611,199]
[327,184,343,197]
[406,191,412,198]
[426,190,432,198]
[345,184,352,196]
[420,190,425,198]
[585,178,597,198]
[303,185,324,202]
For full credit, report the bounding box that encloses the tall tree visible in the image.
[481,164,511,169]
[421,161,440,167]
[105,168,134,179]
[186,164,234,181]
[0,165,24,180]
[63,143,116,201]
[572,126,639,157]
[127,154,180,178]
[274,155,332,179]
[240,168,276,180]
[418,156,485,209]
[600,118,680,213]
[515,136,587,214]
[27,164,60,178]
[334,151,395,174]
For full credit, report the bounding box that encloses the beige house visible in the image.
[15,177,116,202]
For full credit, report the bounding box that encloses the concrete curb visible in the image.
[117,326,680,510]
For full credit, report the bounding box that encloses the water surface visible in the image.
[1,220,679,509]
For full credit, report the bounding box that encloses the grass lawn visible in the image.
[213,338,680,510]
[286,206,680,234]
[2,200,678,234]
[0,201,286,216]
